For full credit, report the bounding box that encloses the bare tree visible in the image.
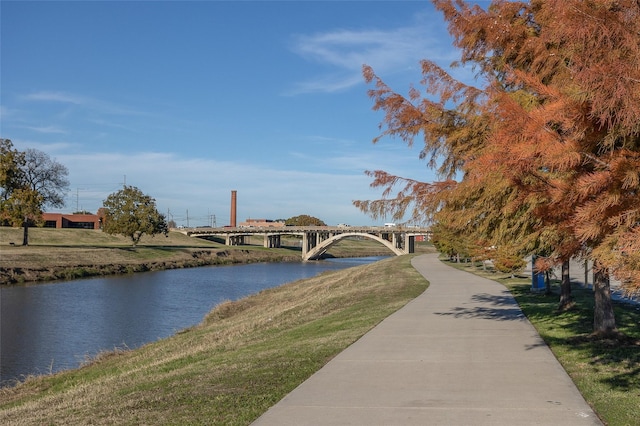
[0,141,70,245]
[22,148,69,208]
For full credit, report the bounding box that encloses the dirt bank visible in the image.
[0,245,303,285]
[0,247,301,285]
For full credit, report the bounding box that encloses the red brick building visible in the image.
[238,218,285,228]
[42,212,102,229]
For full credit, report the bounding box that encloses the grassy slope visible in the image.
[0,228,392,284]
[2,230,636,425]
[0,228,295,284]
[0,227,190,247]
[0,254,429,425]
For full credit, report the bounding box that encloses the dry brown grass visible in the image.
[0,226,212,246]
[0,228,218,267]
[0,228,399,285]
[0,254,429,425]
[0,227,300,284]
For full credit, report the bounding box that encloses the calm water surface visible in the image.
[0,257,385,386]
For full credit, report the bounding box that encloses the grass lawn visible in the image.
[2,236,637,425]
[447,260,640,426]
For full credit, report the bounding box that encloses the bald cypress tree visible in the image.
[356,0,640,335]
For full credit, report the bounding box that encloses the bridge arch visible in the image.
[304,232,405,261]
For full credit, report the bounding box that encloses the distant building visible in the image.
[237,218,285,228]
[42,212,102,229]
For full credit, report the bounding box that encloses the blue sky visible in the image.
[1,0,470,227]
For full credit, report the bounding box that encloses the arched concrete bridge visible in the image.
[183,226,431,261]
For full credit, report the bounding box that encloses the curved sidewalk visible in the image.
[252,253,602,425]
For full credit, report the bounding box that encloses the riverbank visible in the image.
[1,250,638,424]
[0,227,389,285]
[0,253,430,424]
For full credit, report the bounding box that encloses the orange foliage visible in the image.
[355,0,640,295]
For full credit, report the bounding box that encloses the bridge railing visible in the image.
[183,225,431,235]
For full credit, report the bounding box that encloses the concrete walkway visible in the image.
[252,253,602,425]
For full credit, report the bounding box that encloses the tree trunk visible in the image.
[593,262,617,336]
[558,260,573,310]
[544,270,551,295]
[584,259,589,287]
[22,220,29,246]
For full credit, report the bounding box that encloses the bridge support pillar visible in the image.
[407,235,415,254]
[302,232,309,257]
[302,231,321,258]
[264,234,281,248]
[226,235,245,246]
[395,232,405,251]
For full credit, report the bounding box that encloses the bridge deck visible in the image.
[181,226,431,261]
[183,225,430,236]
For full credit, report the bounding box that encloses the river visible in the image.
[0,257,386,387]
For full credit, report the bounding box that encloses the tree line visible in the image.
[354,0,639,336]
[1,139,168,245]
[1,140,329,246]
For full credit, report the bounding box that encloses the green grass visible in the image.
[447,260,640,426]
[4,235,635,424]
[0,254,429,425]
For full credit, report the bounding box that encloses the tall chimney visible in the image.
[230,190,237,227]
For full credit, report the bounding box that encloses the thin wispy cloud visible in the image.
[88,118,142,133]
[0,105,10,120]
[23,91,87,105]
[48,150,381,225]
[290,141,422,175]
[11,139,76,153]
[22,125,67,134]
[288,16,453,95]
[289,72,364,94]
[4,1,456,225]
[22,90,148,117]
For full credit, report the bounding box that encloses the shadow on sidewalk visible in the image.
[434,292,526,322]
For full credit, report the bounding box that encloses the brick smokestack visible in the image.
[230,190,237,227]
